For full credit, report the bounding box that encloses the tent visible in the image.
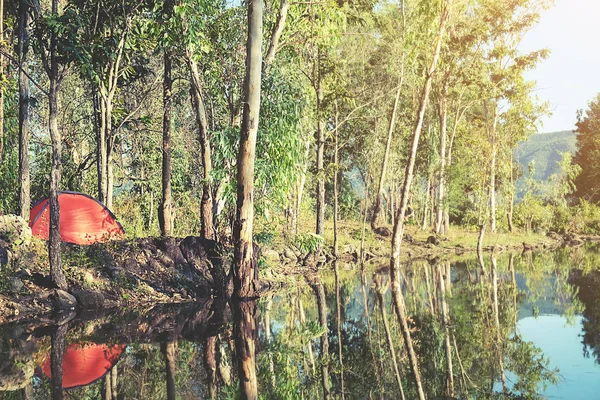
[40,343,125,389]
[29,191,125,245]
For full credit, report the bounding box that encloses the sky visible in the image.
[519,0,600,133]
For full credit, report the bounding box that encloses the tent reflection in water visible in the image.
[40,343,125,389]
[29,191,125,245]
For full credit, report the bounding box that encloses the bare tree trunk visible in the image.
[97,95,107,203]
[264,298,276,387]
[484,102,499,233]
[435,83,449,235]
[333,103,340,257]
[204,336,218,398]
[160,30,173,236]
[104,375,112,400]
[508,159,514,233]
[334,262,345,399]
[491,255,506,392]
[422,174,431,231]
[294,137,311,235]
[374,276,406,400]
[439,265,454,397]
[477,224,487,275]
[265,0,289,67]
[388,2,452,397]
[162,341,177,400]
[0,0,4,166]
[315,59,325,237]
[50,323,67,400]
[298,295,316,374]
[111,367,117,400]
[372,80,403,229]
[233,300,258,400]
[18,0,30,219]
[359,179,369,264]
[188,58,215,240]
[233,0,263,299]
[311,281,331,399]
[48,0,67,290]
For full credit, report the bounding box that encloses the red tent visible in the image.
[29,191,125,245]
[41,343,125,389]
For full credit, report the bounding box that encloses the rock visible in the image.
[427,236,440,246]
[158,237,187,265]
[547,231,562,241]
[52,290,77,310]
[373,226,392,237]
[73,290,105,309]
[8,278,23,294]
[179,236,211,271]
[0,215,32,248]
[283,247,297,261]
[262,249,280,263]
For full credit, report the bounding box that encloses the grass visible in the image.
[256,209,552,256]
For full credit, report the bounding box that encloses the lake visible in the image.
[1,245,600,399]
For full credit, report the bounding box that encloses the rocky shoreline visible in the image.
[1,213,599,324]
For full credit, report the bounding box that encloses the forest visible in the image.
[3,0,600,398]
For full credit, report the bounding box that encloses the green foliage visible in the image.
[574,94,600,203]
[292,233,324,253]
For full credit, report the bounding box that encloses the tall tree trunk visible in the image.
[233,300,258,400]
[372,77,403,230]
[109,368,117,400]
[334,262,345,398]
[0,0,4,166]
[264,0,289,67]
[48,0,67,290]
[162,341,177,400]
[491,255,506,392]
[204,336,218,398]
[422,173,431,230]
[359,179,369,263]
[315,59,325,237]
[189,59,215,240]
[50,323,67,400]
[233,0,263,299]
[436,82,449,235]
[96,93,106,203]
[484,102,499,233]
[298,295,316,374]
[388,2,452,398]
[294,137,311,235]
[18,0,30,219]
[104,375,112,400]
[311,281,331,399]
[333,103,339,256]
[374,276,406,400]
[160,39,173,236]
[507,159,514,233]
[439,265,454,397]
[264,298,276,387]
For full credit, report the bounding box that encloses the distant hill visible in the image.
[514,130,577,199]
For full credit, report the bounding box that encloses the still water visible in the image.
[1,245,600,399]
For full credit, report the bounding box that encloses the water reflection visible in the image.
[2,246,600,398]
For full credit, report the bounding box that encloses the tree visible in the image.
[17,0,30,219]
[573,94,600,203]
[32,0,69,290]
[233,0,263,299]
[160,0,175,236]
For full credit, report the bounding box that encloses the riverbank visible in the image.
[0,215,592,323]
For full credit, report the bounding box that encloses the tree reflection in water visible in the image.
[2,248,600,398]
